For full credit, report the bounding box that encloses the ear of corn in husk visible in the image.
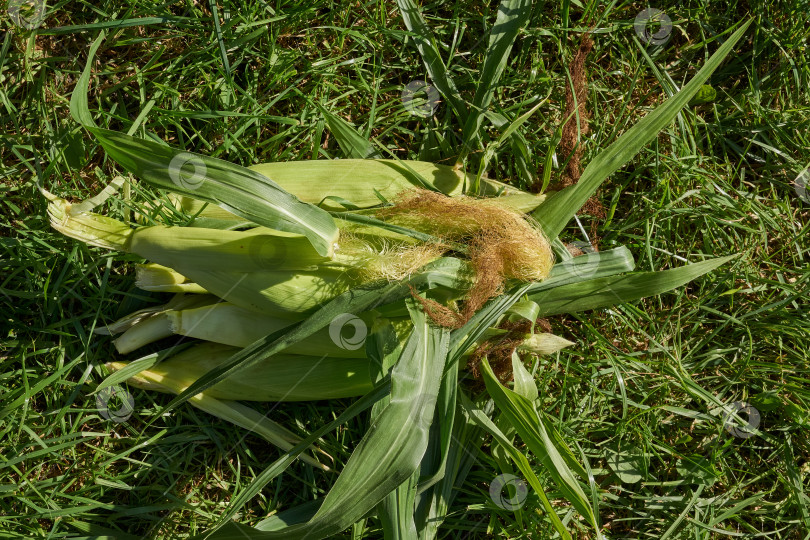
[108,329,572,404]
[47,194,456,316]
[248,159,467,210]
[49,174,565,406]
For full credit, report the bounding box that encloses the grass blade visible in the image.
[460,393,571,539]
[461,0,532,165]
[318,105,380,158]
[396,0,467,121]
[195,382,392,537]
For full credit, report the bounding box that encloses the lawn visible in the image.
[1,0,809,538]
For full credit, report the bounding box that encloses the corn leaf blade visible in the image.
[533,20,752,239]
[70,33,338,256]
[202,299,450,539]
[480,358,599,530]
[537,246,636,291]
[413,401,480,539]
[529,256,735,316]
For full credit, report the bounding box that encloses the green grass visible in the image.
[2,0,809,538]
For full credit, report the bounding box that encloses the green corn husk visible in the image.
[135,263,209,293]
[110,298,576,360]
[248,159,467,210]
[517,333,575,355]
[110,303,378,358]
[141,160,530,218]
[128,224,331,271]
[94,293,219,335]
[117,342,375,402]
[114,313,174,355]
[149,176,543,225]
[494,192,549,213]
[135,261,366,315]
[48,193,333,268]
[111,293,221,354]
[47,194,448,315]
[46,192,133,250]
[175,267,363,315]
[166,303,392,358]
